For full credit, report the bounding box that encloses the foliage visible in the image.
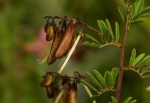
[109,96,137,103]
[81,68,118,96]
[128,48,150,78]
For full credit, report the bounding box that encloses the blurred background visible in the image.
[0,0,150,103]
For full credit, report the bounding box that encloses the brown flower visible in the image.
[62,82,77,103]
[55,19,77,58]
[47,27,63,64]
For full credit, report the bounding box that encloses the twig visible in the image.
[115,3,131,103]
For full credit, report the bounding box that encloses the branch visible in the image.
[115,3,131,103]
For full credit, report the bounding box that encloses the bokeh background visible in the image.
[0,0,150,103]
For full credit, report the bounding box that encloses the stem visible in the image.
[115,4,131,103]
[83,84,96,103]
[58,34,81,74]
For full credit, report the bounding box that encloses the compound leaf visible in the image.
[104,71,114,87]
[83,41,100,47]
[115,22,119,41]
[85,34,100,44]
[129,49,136,66]
[118,7,126,22]
[97,20,107,34]
[132,53,145,66]
[105,19,114,40]
[111,67,119,86]
[135,0,144,14]
[81,80,98,93]
[123,97,132,103]
[93,70,107,88]
[111,96,117,103]
[85,72,102,89]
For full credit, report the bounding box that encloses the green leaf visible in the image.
[139,55,150,64]
[130,20,144,25]
[105,19,114,40]
[130,2,136,19]
[129,49,136,66]
[142,75,150,78]
[141,14,150,17]
[135,0,144,14]
[81,80,98,93]
[111,96,117,103]
[133,6,150,20]
[130,100,137,103]
[141,66,150,74]
[111,67,119,86]
[85,72,102,89]
[115,22,119,41]
[140,6,150,14]
[132,53,145,66]
[85,34,100,44]
[104,71,114,87]
[97,20,107,34]
[123,97,132,103]
[118,7,126,22]
[93,70,107,88]
[83,41,100,47]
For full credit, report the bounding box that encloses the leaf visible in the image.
[130,2,136,19]
[93,70,107,88]
[139,55,150,64]
[111,96,117,103]
[135,0,144,15]
[141,14,150,17]
[140,6,150,14]
[97,20,107,34]
[130,20,144,25]
[115,22,119,41]
[118,7,126,22]
[130,100,137,103]
[129,49,136,66]
[81,80,98,93]
[133,6,150,20]
[105,19,114,40]
[85,72,102,89]
[111,67,119,86]
[142,75,150,78]
[83,41,100,47]
[132,53,145,66]
[85,34,100,44]
[123,97,132,103]
[104,71,114,87]
[141,66,150,74]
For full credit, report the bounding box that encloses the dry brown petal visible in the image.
[47,28,63,64]
[40,72,52,87]
[55,19,76,58]
[46,85,53,98]
[62,82,77,103]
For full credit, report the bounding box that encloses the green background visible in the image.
[0,0,150,103]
